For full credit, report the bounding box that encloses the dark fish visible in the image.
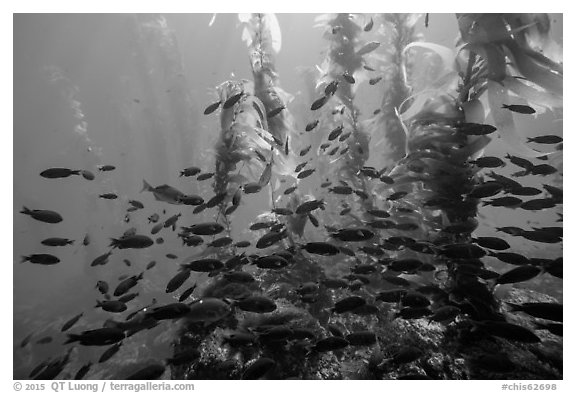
[148,303,190,320]
[330,185,353,195]
[468,182,504,198]
[312,336,349,352]
[502,104,536,114]
[527,135,562,144]
[331,228,374,242]
[100,193,118,200]
[182,258,224,272]
[396,307,431,319]
[473,156,506,168]
[387,191,408,201]
[110,234,153,249]
[180,166,202,177]
[401,292,430,308]
[364,17,374,31]
[295,199,325,214]
[505,154,534,170]
[425,13,429,27]
[457,122,497,135]
[206,193,227,208]
[118,292,138,303]
[150,222,164,235]
[388,258,423,272]
[328,124,344,141]
[379,175,394,184]
[476,320,540,343]
[495,226,525,236]
[297,168,316,179]
[284,136,289,155]
[61,312,84,332]
[440,243,486,258]
[250,221,276,230]
[196,172,215,181]
[243,182,262,194]
[36,336,53,344]
[520,198,556,211]
[126,363,165,380]
[376,289,407,302]
[302,242,340,256]
[203,101,221,115]
[40,168,80,178]
[66,327,125,346]
[387,347,424,365]
[508,187,541,196]
[305,120,319,132]
[506,302,562,322]
[267,106,285,118]
[429,306,461,324]
[96,300,127,313]
[179,194,204,206]
[325,80,339,96]
[473,236,510,250]
[74,363,92,380]
[332,296,366,313]
[98,165,116,172]
[256,230,287,249]
[99,342,122,363]
[254,255,289,269]
[346,331,377,346]
[21,253,60,265]
[491,252,530,265]
[259,163,272,187]
[530,164,558,176]
[342,72,355,84]
[236,295,277,313]
[339,131,351,142]
[533,322,563,337]
[543,184,562,200]
[234,240,251,248]
[295,161,308,172]
[496,265,541,284]
[186,222,225,236]
[20,207,62,224]
[223,91,244,109]
[311,95,329,110]
[114,273,143,296]
[242,357,276,380]
[41,237,74,246]
[208,237,233,247]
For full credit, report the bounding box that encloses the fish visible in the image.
[185,222,225,236]
[186,298,231,323]
[312,336,349,352]
[21,254,60,265]
[342,72,355,84]
[20,207,63,224]
[98,342,122,363]
[297,168,316,179]
[295,199,325,214]
[36,336,53,344]
[259,163,272,187]
[530,164,558,176]
[468,182,505,199]
[473,156,506,168]
[243,182,262,194]
[126,364,166,380]
[166,270,191,293]
[495,265,541,284]
[330,185,353,195]
[66,327,125,346]
[506,302,562,322]
[114,273,143,296]
[308,213,319,227]
[325,80,339,96]
[331,228,374,242]
[425,13,429,27]
[520,198,556,211]
[110,235,153,249]
[41,237,74,246]
[473,236,510,250]
[490,251,530,266]
[40,168,80,178]
[236,295,277,313]
[98,165,116,172]
[118,293,138,303]
[527,135,563,144]
[208,237,233,247]
[180,166,202,177]
[197,172,215,181]
[147,303,190,320]
[61,312,84,332]
[302,242,340,256]
[141,180,185,205]
[223,91,244,109]
[203,101,221,115]
[178,194,204,206]
[74,363,92,380]
[241,358,276,380]
[376,289,407,303]
[96,300,127,313]
[332,296,366,313]
[369,76,383,85]
[328,125,344,140]
[387,191,408,201]
[502,104,536,114]
[311,95,329,110]
[543,184,562,201]
[147,213,159,223]
[388,258,423,272]
[457,123,497,135]
[475,321,540,343]
[364,17,374,31]
[505,154,533,170]
[508,187,541,196]
[305,120,319,131]
[253,255,289,269]
[182,258,224,272]
[272,207,293,216]
[256,230,288,249]
[284,136,290,155]
[266,106,285,118]
[346,331,377,346]
[356,41,380,56]
[234,241,251,248]
[81,170,95,181]
[295,161,308,172]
